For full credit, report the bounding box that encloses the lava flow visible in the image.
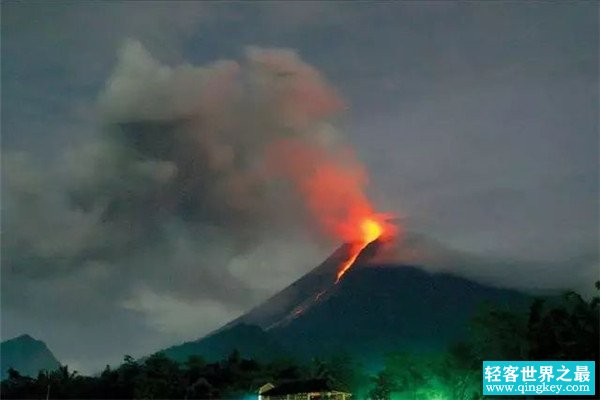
[335,216,390,283]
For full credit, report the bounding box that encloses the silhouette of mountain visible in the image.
[1,334,60,379]
[160,241,531,363]
[162,323,283,363]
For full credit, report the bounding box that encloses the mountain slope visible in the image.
[161,323,284,363]
[221,243,360,331]
[271,264,531,360]
[160,241,531,363]
[160,245,356,363]
[1,334,61,379]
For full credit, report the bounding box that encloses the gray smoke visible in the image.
[1,41,354,368]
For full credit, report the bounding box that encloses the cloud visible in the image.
[2,40,354,371]
[122,286,240,338]
[375,232,599,297]
[3,39,351,298]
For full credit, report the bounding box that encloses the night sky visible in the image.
[1,2,598,373]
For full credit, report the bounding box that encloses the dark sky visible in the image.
[1,2,598,373]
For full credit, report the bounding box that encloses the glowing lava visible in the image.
[361,218,383,243]
[335,217,386,283]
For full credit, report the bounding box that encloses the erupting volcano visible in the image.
[266,136,400,284]
[335,216,389,283]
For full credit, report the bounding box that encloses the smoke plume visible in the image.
[2,40,389,349]
[92,40,390,248]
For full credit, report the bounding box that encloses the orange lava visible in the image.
[335,216,389,283]
[314,290,326,302]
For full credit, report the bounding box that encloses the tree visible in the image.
[527,289,599,361]
[368,370,396,400]
[1,368,35,399]
[366,283,600,400]
[471,304,529,361]
[438,344,481,400]
[471,282,599,363]
[134,352,185,399]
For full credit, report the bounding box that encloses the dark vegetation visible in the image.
[2,284,598,399]
[368,282,599,399]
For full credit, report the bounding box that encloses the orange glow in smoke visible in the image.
[266,137,399,282]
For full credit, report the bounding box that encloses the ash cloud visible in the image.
[5,39,348,287]
[2,41,352,369]
[87,40,351,245]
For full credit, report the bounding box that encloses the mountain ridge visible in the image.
[1,334,61,379]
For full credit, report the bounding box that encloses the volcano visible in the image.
[161,240,531,364]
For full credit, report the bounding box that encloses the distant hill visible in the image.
[159,241,532,364]
[1,334,61,379]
